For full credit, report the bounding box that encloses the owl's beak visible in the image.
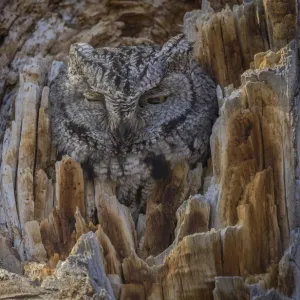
[115,122,132,142]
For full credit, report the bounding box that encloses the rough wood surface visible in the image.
[0,0,298,299]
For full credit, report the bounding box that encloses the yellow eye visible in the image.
[146,95,167,104]
[139,94,168,108]
[84,91,105,101]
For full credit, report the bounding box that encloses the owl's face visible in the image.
[50,34,217,181]
[67,36,194,144]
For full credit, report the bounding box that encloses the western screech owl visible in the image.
[50,34,218,214]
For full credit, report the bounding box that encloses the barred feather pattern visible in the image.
[50,34,218,214]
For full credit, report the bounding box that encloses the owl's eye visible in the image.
[139,95,168,107]
[147,96,167,104]
[84,91,105,101]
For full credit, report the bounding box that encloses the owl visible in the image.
[50,34,218,216]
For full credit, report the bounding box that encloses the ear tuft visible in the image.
[160,34,192,56]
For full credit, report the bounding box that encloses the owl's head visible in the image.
[66,35,208,142]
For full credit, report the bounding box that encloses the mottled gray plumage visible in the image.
[50,34,218,213]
